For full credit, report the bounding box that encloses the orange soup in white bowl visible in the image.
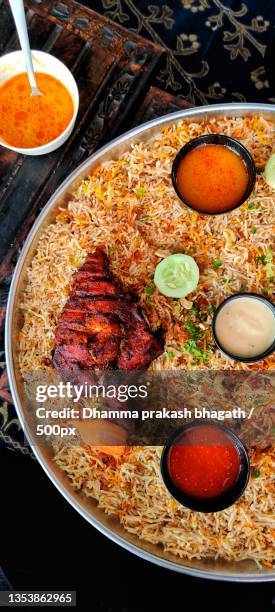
[0,50,79,155]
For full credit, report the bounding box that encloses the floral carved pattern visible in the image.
[206,1,268,61]
[95,0,272,103]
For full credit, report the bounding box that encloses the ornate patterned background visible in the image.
[83,0,275,104]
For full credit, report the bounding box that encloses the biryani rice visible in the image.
[19,115,275,566]
[54,444,275,565]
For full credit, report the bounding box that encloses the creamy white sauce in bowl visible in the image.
[213,293,275,362]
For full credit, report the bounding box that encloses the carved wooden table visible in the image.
[0,0,190,453]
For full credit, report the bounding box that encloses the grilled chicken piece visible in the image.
[72,279,119,298]
[53,343,96,386]
[79,250,110,276]
[58,312,121,337]
[55,327,88,346]
[52,249,163,423]
[64,297,132,323]
[118,304,163,370]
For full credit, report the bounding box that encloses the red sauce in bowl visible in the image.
[175,143,249,214]
[167,424,241,499]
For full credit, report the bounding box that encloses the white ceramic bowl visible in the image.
[0,50,79,155]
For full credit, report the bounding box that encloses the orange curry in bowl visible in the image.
[176,144,248,213]
[0,72,74,149]
[171,134,256,215]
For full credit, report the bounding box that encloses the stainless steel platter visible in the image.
[6,103,275,582]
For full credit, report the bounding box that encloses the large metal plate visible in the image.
[5,103,275,582]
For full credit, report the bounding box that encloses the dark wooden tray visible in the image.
[0,0,164,276]
[0,1,191,452]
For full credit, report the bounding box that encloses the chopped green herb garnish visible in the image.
[167,351,175,359]
[256,251,273,264]
[190,306,198,316]
[184,320,200,341]
[253,399,262,406]
[251,227,257,234]
[207,306,215,313]
[183,339,209,362]
[264,262,274,279]
[136,187,147,197]
[270,426,275,435]
[108,245,115,253]
[247,202,256,210]
[252,470,261,478]
[184,339,200,357]
[144,215,152,222]
[213,259,222,270]
[145,285,154,296]
[265,250,273,262]
[263,286,272,296]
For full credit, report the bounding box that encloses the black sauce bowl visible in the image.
[171,134,256,215]
[160,421,250,513]
[212,292,275,363]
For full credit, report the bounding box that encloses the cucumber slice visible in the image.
[264,153,275,189]
[154,253,199,298]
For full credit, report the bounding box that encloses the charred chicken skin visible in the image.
[53,248,163,382]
